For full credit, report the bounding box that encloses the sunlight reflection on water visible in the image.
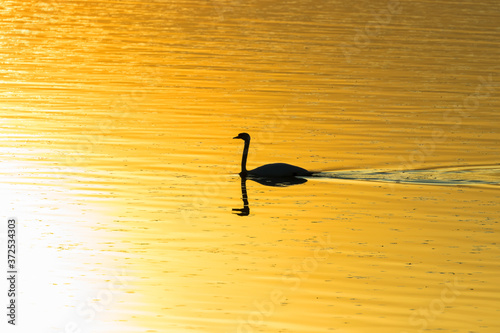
[1,0,499,332]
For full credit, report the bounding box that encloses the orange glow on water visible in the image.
[1,0,499,332]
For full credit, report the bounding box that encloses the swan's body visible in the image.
[233,133,312,177]
[247,163,311,177]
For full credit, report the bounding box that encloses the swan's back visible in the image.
[249,163,311,177]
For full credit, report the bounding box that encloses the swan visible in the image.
[233,133,312,177]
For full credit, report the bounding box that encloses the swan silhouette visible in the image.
[233,133,312,177]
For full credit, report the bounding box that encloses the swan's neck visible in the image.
[240,138,250,176]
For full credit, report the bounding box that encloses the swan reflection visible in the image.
[232,177,249,216]
[232,175,308,216]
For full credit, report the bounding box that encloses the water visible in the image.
[1,0,499,332]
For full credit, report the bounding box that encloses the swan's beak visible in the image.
[233,135,241,139]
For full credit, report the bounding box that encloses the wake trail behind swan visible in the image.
[311,164,500,187]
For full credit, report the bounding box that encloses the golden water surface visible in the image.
[1,0,499,332]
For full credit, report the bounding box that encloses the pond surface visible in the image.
[1,0,499,332]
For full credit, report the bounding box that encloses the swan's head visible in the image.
[233,133,250,141]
